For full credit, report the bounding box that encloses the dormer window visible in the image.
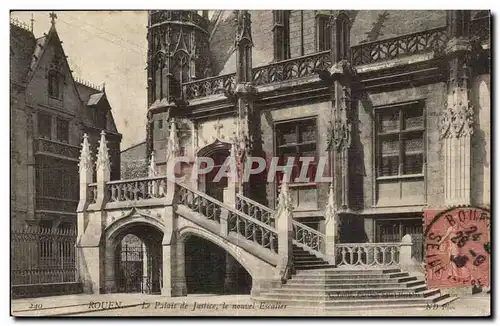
[48,70,60,98]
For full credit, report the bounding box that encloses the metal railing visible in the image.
[11,226,77,285]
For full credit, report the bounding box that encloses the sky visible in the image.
[11,11,149,149]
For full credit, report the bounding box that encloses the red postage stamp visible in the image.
[424,207,490,288]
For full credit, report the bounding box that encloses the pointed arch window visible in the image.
[333,12,351,61]
[273,10,290,61]
[48,70,60,99]
[317,14,331,52]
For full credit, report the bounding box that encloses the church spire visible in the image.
[49,11,57,26]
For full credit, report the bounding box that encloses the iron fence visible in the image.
[11,226,77,285]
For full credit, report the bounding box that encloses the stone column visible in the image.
[276,177,294,282]
[323,12,355,219]
[223,143,238,207]
[223,253,239,293]
[399,234,413,268]
[324,183,337,265]
[439,11,474,206]
[76,132,109,294]
[234,10,261,198]
[77,134,93,236]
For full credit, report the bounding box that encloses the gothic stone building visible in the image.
[145,10,490,243]
[79,10,489,296]
[10,17,122,231]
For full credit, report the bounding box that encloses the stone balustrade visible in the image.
[235,193,275,226]
[292,221,326,254]
[336,238,413,268]
[178,183,279,254]
[106,176,169,203]
[350,26,449,66]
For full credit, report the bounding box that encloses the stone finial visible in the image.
[276,176,293,216]
[78,133,93,173]
[96,130,110,171]
[325,182,336,224]
[234,10,252,45]
[148,151,157,177]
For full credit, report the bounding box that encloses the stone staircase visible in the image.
[293,244,334,270]
[253,265,457,310]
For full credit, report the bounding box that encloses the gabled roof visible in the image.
[87,92,105,106]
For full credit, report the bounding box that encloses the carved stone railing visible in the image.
[234,193,327,257]
[177,184,278,254]
[235,193,275,226]
[470,16,491,43]
[35,138,80,160]
[35,196,78,213]
[183,73,236,101]
[292,221,325,254]
[336,243,401,267]
[88,183,97,204]
[252,50,332,86]
[351,26,449,66]
[106,176,168,203]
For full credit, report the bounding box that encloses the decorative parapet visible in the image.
[350,26,449,66]
[35,138,80,161]
[252,50,332,86]
[183,73,236,101]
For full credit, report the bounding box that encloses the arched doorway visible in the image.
[184,235,252,294]
[113,223,163,294]
[197,140,231,202]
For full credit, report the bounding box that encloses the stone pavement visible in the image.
[11,292,490,317]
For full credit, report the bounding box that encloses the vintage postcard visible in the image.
[10,9,491,317]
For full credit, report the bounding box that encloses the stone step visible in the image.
[295,264,336,270]
[275,285,428,294]
[294,268,401,275]
[293,255,325,261]
[252,293,450,307]
[294,260,329,265]
[287,276,414,285]
[281,282,426,291]
[291,272,408,280]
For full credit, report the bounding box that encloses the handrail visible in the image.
[236,193,274,214]
[106,175,167,185]
[177,183,277,232]
[292,220,324,239]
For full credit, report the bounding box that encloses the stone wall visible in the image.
[357,82,447,209]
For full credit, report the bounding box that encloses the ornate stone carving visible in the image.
[79,133,93,172]
[275,178,293,220]
[96,131,111,172]
[234,10,252,45]
[439,103,474,138]
[327,118,352,151]
[166,119,180,164]
[324,183,336,225]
